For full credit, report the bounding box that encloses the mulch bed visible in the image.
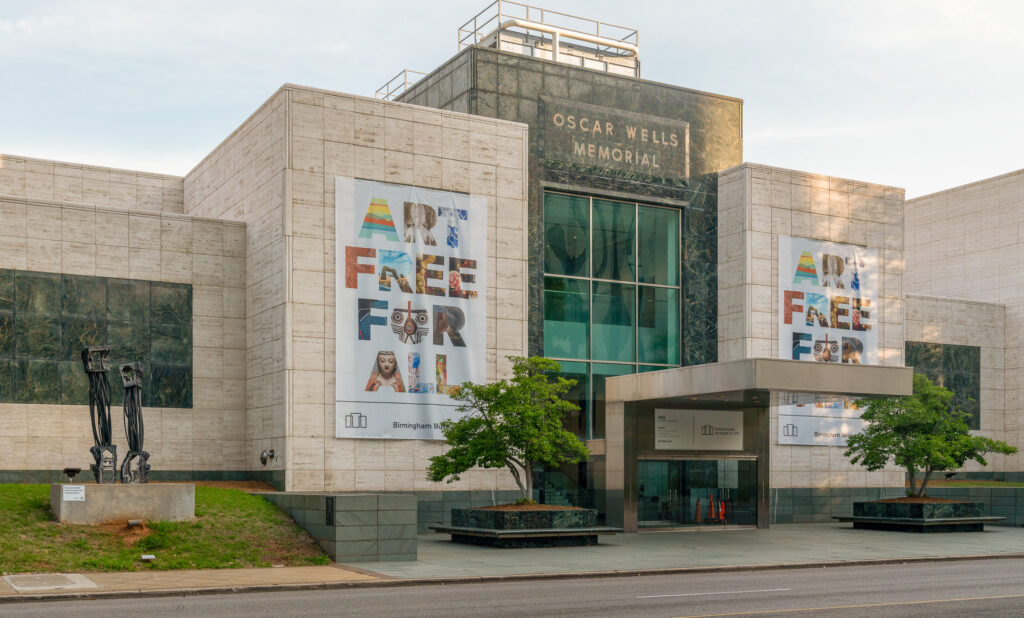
[476,503,583,511]
[873,496,965,503]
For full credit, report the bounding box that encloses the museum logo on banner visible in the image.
[335,178,487,440]
[777,236,879,446]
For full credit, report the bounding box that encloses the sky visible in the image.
[2,0,1022,198]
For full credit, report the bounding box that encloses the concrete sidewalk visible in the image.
[4,523,1024,602]
[356,523,1024,579]
[0,565,378,602]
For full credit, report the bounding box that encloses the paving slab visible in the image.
[349,523,1024,579]
[0,565,377,599]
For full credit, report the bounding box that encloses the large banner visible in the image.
[335,178,487,440]
[777,236,878,446]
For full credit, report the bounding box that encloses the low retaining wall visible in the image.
[49,483,195,524]
[261,492,417,562]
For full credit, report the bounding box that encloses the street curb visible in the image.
[5,552,1024,604]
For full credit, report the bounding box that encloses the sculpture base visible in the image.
[50,483,195,524]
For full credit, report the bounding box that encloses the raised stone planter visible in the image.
[851,500,1003,532]
[452,507,598,529]
[433,507,619,548]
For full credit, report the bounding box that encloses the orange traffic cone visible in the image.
[695,498,703,523]
[707,491,715,521]
[720,500,727,524]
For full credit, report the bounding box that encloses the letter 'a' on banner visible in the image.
[335,177,488,440]
[776,235,879,446]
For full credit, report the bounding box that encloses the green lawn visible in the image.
[0,485,329,573]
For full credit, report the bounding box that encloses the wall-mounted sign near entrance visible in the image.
[539,96,690,183]
[655,409,743,451]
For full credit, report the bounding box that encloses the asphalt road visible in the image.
[7,558,1024,617]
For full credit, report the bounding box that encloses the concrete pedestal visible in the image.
[50,483,195,524]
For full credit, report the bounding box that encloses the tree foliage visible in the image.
[845,373,1017,496]
[426,356,589,501]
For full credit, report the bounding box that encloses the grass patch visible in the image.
[0,485,329,573]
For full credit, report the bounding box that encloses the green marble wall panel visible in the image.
[0,269,13,312]
[0,359,13,401]
[15,315,61,359]
[16,360,60,403]
[16,272,60,316]
[151,282,191,324]
[0,268,192,408]
[905,341,981,430]
[0,314,13,357]
[107,279,151,322]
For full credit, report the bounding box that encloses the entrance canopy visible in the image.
[606,358,913,409]
[602,358,913,531]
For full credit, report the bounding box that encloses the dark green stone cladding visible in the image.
[0,268,192,408]
[905,341,981,430]
[451,507,598,529]
[399,47,743,366]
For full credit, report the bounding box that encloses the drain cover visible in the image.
[2,573,99,592]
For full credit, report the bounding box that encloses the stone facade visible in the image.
[904,168,1024,472]
[0,182,246,480]
[717,162,906,490]
[0,155,184,214]
[185,84,529,493]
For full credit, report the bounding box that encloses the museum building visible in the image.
[0,4,1021,535]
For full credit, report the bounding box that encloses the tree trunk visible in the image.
[918,469,932,497]
[506,460,528,500]
[524,461,533,501]
[907,469,917,496]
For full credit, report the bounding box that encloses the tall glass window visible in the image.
[543,191,682,439]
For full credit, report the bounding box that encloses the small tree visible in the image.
[845,373,1017,497]
[426,356,589,502]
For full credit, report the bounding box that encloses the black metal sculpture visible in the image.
[82,346,117,483]
[118,362,150,483]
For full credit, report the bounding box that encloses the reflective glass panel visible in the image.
[638,365,670,373]
[637,460,757,528]
[592,199,635,281]
[592,282,635,362]
[638,286,680,365]
[555,360,589,437]
[637,206,679,285]
[544,193,590,277]
[543,277,589,360]
[591,362,633,439]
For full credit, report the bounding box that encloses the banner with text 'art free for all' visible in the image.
[335,178,487,440]
[777,236,878,446]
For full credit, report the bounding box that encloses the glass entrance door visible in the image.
[637,460,757,528]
